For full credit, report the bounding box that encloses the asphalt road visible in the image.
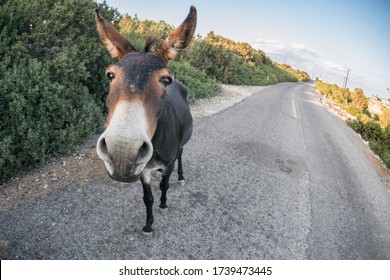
[1,82,390,259]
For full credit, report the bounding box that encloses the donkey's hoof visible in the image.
[178,179,186,187]
[159,207,168,216]
[142,230,153,239]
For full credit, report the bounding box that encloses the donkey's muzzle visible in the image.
[96,133,153,182]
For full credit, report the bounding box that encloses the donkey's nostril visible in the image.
[100,138,107,153]
[97,136,110,161]
[136,141,152,163]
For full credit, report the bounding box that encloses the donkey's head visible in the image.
[95,7,197,183]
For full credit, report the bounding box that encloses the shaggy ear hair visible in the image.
[155,6,197,62]
[95,9,136,60]
[144,35,156,53]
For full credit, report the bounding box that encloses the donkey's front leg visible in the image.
[159,163,175,215]
[141,177,154,236]
[177,148,186,186]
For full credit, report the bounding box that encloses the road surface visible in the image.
[1,82,390,259]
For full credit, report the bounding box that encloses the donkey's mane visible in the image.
[144,35,157,53]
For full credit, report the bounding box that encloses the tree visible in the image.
[379,108,390,128]
[350,88,368,111]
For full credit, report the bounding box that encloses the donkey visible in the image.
[95,7,196,235]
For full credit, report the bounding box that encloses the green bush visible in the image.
[0,59,102,179]
[347,119,364,135]
[362,121,383,143]
[347,118,390,168]
[169,60,221,101]
[348,119,383,142]
[0,0,119,182]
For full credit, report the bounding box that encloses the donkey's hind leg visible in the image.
[177,148,186,186]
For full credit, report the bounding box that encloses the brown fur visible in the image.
[155,6,197,62]
[104,66,126,126]
[142,68,173,136]
[95,9,136,59]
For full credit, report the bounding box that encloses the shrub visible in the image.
[0,59,102,180]
[169,60,221,101]
[362,121,383,143]
[347,119,364,135]
[347,118,390,168]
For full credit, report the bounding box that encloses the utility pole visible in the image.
[343,68,351,88]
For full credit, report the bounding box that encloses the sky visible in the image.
[102,0,390,98]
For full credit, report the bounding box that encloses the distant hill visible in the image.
[275,63,311,82]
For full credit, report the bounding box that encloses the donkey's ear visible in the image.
[155,6,197,62]
[95,9,136,60]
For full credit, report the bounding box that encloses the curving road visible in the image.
[1,82,390,259]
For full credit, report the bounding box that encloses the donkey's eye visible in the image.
[159,76,173,87]
[106,72,115,82]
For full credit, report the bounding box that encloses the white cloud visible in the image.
[252,38,346,83]
[252,38,285,55]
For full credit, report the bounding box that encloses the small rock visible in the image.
[63,161,67,166]
[40,173,46,178]
[42,184,48,189]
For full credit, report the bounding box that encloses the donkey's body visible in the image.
[95,7,197,234]
[152,81,193,166]
[141,82,192,233]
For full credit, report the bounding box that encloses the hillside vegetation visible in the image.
[118,15,310,97]
[275,63,310,82]
[316,81,390,167]
[0,0,309,182]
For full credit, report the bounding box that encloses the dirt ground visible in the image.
[1,83,389,212]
